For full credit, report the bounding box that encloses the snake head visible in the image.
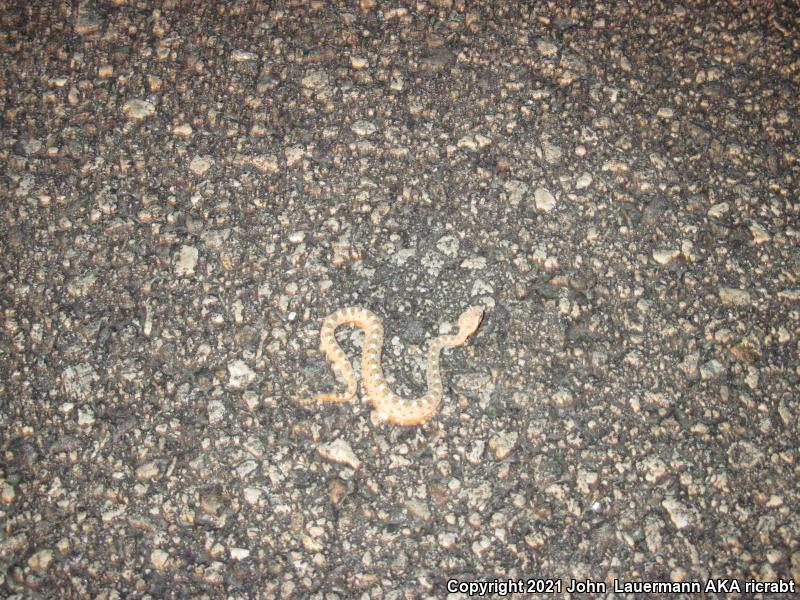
[457,305,485,337]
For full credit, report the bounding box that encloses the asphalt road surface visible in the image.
[1,1,798,597]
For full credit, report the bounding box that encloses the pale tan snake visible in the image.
[314,306,484,425]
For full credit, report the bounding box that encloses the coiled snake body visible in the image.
[314,306,484,425]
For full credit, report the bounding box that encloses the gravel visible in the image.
[1,1,798,597]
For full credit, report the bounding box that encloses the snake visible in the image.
[314,305,485,425]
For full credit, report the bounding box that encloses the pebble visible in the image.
[536,39,558,57]
[230,548,251,560]
[642,456,668,483]
[504,179,528,206]
[173,123,193,137]
[207,400,226,425]
[749,223,770,243]
[350,56,368,69]
[727,441,764,469]
[576,469,598,494]
[471,279,494,297]
[62,364,98,401]
[136,462,160,481]
[718,287,751,306]
[552,388,575,406]
[250,154,278,173]
[457,135,478,151]
[461,256,486,269]
[66,274,97,298]
[122,99,156,120]
[75,8,102,35]
[201,228,231,249]
[679,353,700,378]
[231,50,258,62]
[301,70,330,91]
[236,460,258,478]
[351,120,377,136]
[474,134,492,148]
[708,202,729,218]
[405,499,431,521]
[542,141,562,163]
[653,248,680,265]
[175,245,199,276]
[466,440,485,464]
[327,479,348,504]
[202,562,225,585]
[28,549,53,570]
[151,549,169,570]
[419,47,453,72]
[436,234,460,257]
[699,359,725,380]
[657,107,674,118]
[77,407,95,427]
[489,432,518,460]
[1,482,15,504]
[243,488,263,505]
[227,360,256,389]
[317,439,361,470]
[285,145,304,166]
[534,187,556,212]
[661,498,693,529]
[575,172,593,189]
[188,155,214,176]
